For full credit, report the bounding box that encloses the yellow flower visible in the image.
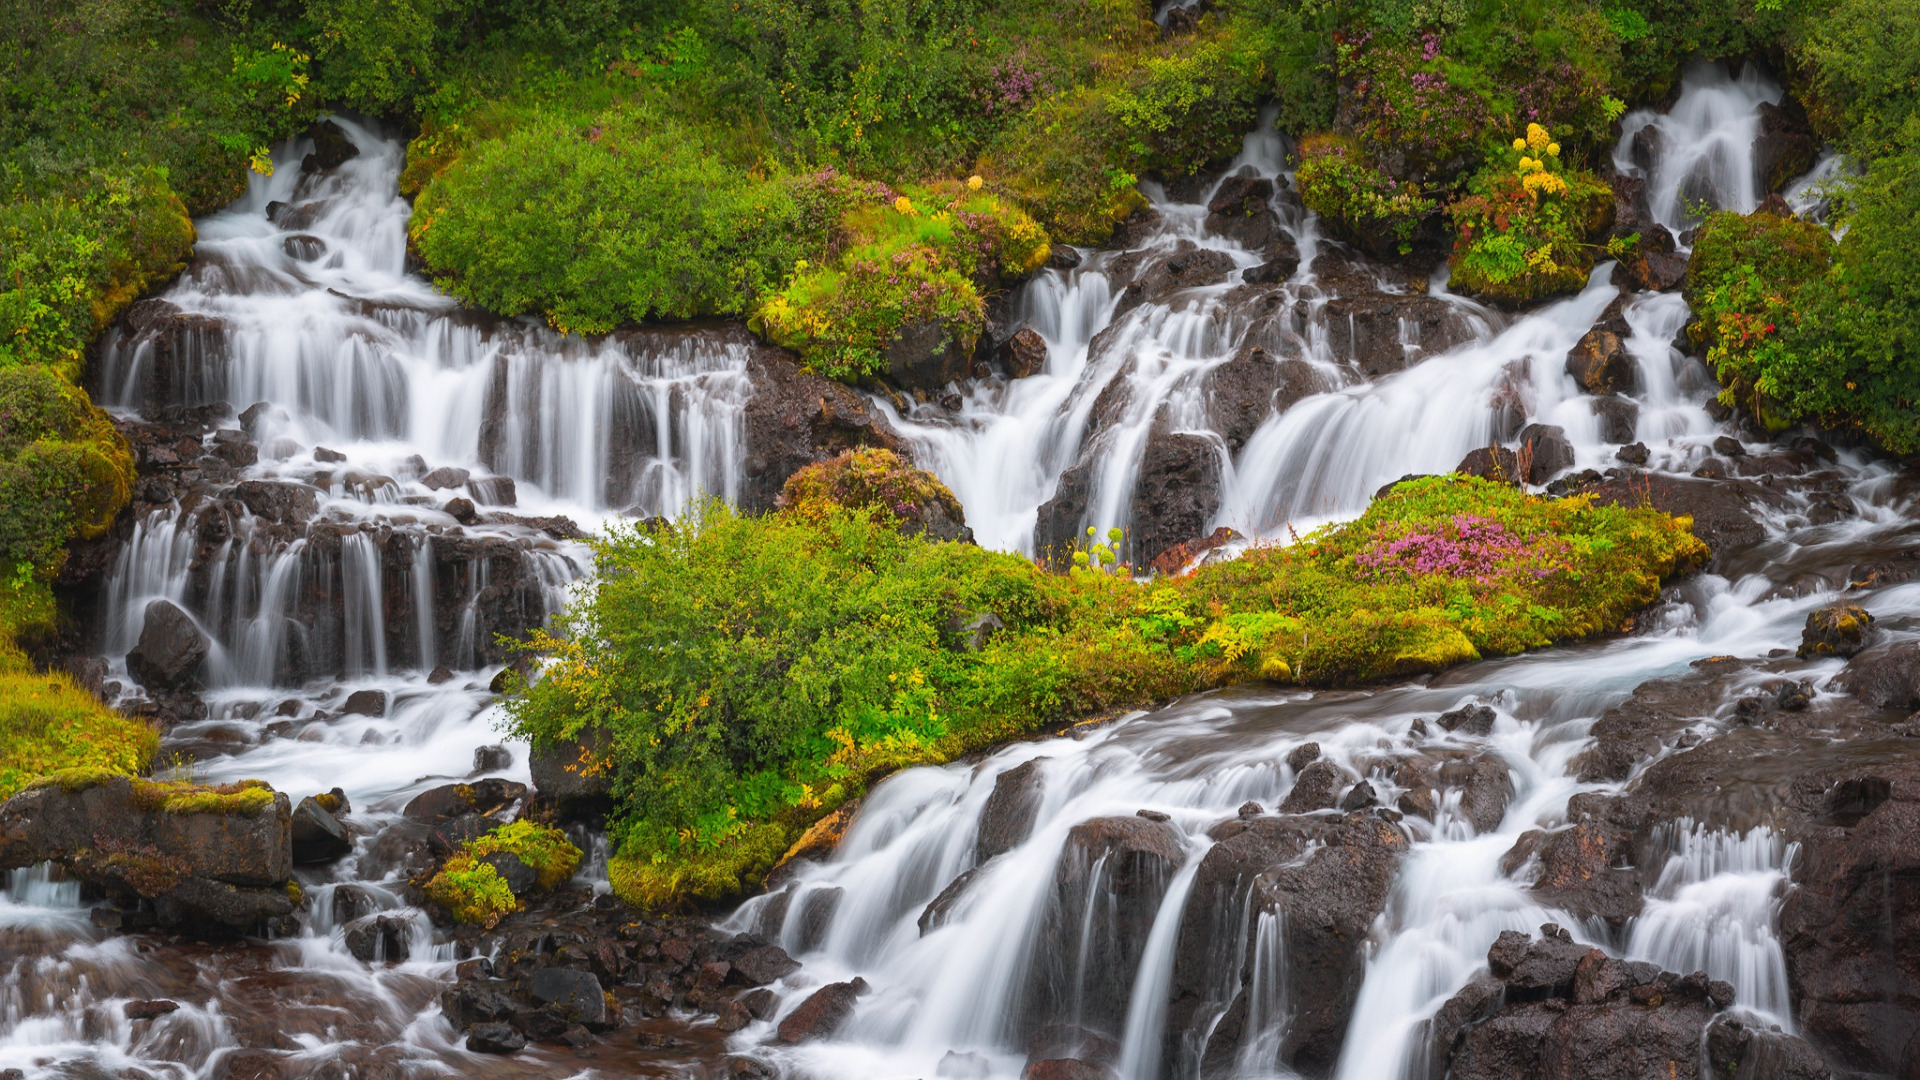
[1546,142,1561,157]
[795,259,809,271]
[967,175,983,190]
[1517,156,1540,173]
[1512,137,1527,151]
[894,196,914,214]
[1526,123,1551,151]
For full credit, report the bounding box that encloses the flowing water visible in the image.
[0,62,1876,1080]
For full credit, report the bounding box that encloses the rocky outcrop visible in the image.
[1168,810,1408,1079]
[1202,173,1283,250]
[531,726,618,822]
[1424,927,1823,1080]
[1323,293,1477,378]
[1201,346,1321,453]
[977,758,1049,863]
[0,775,294,933]
[126,599,208,691]
[741,347,903,511]
[1753,97,1817,194]
[1027,816,1185,1041]
[1131,432,1223,569]
[1109,243,1238,319]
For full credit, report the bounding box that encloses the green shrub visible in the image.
[410,107,823,336]
[504,477,1704,908]
[1295,134,1439,256]
[465,820,583,891]
[0,366,137,594]
[1447,123,1611,304]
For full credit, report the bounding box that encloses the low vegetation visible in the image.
[425,821,583,927]
[504,472,1705,908]
[0,659,157,802]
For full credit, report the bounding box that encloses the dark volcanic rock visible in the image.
[1565,327,1637,395]
[1754,97,1817,193]
[1005,327,1049,379]
[1201,346,1321,453]
[528,967,607,1027]
[777,978,868,1043]
[1516,423,1574,484]
[301,119,360,173]
[126,598,209,691]
[1591,395,1639,444]
[1799,604,1873,659]
[742,347,902,511]
[1109,243,1238,319]
[887,318,976,391]
[1280,760,1342,814]
[401,778,527,821]
[1456,446,1520,485]
[1130,432,1223,570]
[529,726,616,821]
[1829,640,1920,711]
[344,914,410,964]
[977,758,1049,863]
[467,1021,526,1054]
[290,794,352,864]
[1323,293,1475,378]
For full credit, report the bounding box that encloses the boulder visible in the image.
[1131,432,1223,570]
[919,866,983,935]
[472,744,513,773]
[1753,98,1817,193]
[1516,424,1574,484]
[1565,328,1636,395]
[231,480,320,524]
[343,914,410,964]
[1110,243,1238,319]
[1203,174,1281,249]
[301,119,359,173]
[977,758,1049,863]
[1580,471,1771,567]
[482,850,538,895]
[467,1021,526,1054]
[1437,703,1496,736]
[887,318,976,391]
[1456,446,1520,485]
[282,234,327,261]
[1323,293,1476,378]
[731,944,802,986]
[528,967,608,1027]
[1027,817,1185,1038]
[1439,754,1513,834]
[1280,759,1342,813]
[420,466,470,491]
[468,476,517,506]
[776,977,867,1043]
[401,779,527,821]
[290,795,352,864]
[1201,346,1320,453]
[1798,604,1874,660]
[126,999,181,1021]
[341,689,387,716]
[126,598,209,691]
[1242,239,1302,285]
[1829,640,1920,710]
[1005,327,1049,379]
[741,347,903,512]
[0,775,293,932]
[529,727,616,820]
[1591,396,1639,444]
[1033,460,1094,567]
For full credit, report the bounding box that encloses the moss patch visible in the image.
[0,655,157,802]
[424,855,519,928]
[425,820,583,923]
[466,820,583,892]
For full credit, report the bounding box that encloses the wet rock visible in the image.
[529,726,616,820]
[231,480,320,524]
[1005,327,1048,379]
[977,758,1048,863]
[1242,243,1302,285]
[428,812,494,857]
[468,475,516,506]
[471,744,513,774]
[1201,346,1321,453]
[1323,293,1475,379]
[1110,243,1238,319]
[331,883,377,923]
[1149,526,1242,577]
[290,795,352,864]
[1027,1024,1120,1069]
[1798,604,1874,660]
[125,999,180,1021]
[420,466,470,490]
[1524,810,1645,929]
[1131,432,1222,570]
[1286,742,1321,771]
[1023,1061,1115,1080]
[1027,817,1185,1038]
[1580,471,1770,566]
[341,689,387,716]
[1441,754,1514,834]
[1280,759,1342,813]
[482,850,538,896]
[1753,97,1817,193]
[776,977,868,1043]
[920,866,984,935]
[401,779,527,821]
[741,347,902,512]
[313,446,346,463]
[1456,445,1520,485]
[282,234,326,261]
[1565,327,1636,395]
[886,318,976,391]
[1516,424,1574,484]
[441,496,478,524]
[344,914,411,964]
[528,967,607,1027]
[731,943,801,986]
[1591,396,1639,444]
[126,598,209,691]
[1829,640,1920,710]
[301,119,360,173]
[441,981,519,1030]
[467,1021,526,1054]
[0,774,293,933]
[1615,442,1650,466]
[1704,1014,1830,1080]
[1437,703,1496,737]
[1203,174,1281,250]
[1032,459,1094,567]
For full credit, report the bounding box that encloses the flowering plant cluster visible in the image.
[1446,122,1610,304]
[1353,513,1567,583]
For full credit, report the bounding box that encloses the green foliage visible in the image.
[504,477,1704,908]
[425,855,519,927]
[1794,0,1920,156]
[778,448,968,530]
[0,366,137,590]
[1295,135,1439,255]
[1447,123,1612,303]
[410,107,824,335]
[465,820,584,891]
[0,659,157,801]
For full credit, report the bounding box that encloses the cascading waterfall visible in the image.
[1615,61,1782,236]
[706,61,1838,1080]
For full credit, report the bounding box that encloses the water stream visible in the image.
[0,61,1875,1080]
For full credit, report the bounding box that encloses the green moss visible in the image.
[778,448,966,530]
[1295,135,1439,257]
[466,821,583,892]
[506,476,1705,909]
[24,770,277,816]
[424,855,520,927]
[0,663,157,802]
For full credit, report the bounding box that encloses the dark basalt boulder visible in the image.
[919,866,984,935]
[1027,817,1185,1039]
[887,318,977,391]
[231,479,320,524]
[1323,293,1476,378]
[343,914,411,964]
[1131,431,1223,570]
[1201,345,1321,453]
[0,775,293,933]
[1754,97,1817,194]
[126,598,209,691]
[467,1021,526,1054]
[776,977,868,1043]
[1109,243,1238,319]
[1032,460,1094,567]
[1005,326,1049,379]
[1798,604,1873,659]
[1591,395,1639,443]
[1437,703,1497,737]
[529,725,616,821]
[1203,173,1282,249]
[977,758,1049,863]
[1578,470,1772,567]
[1456,446,1520,485]
[401,778,527,822]
[1827,640,1920,710]
[301,119,360,174]
[1565,327,1637,395]
[528,967,608,1028]
[741,347,903,512]
[1280,759,1343,813]
[1516,424,1574,484]
[290,794,353,864]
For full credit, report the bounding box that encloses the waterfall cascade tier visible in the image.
[2,61,1902,1080]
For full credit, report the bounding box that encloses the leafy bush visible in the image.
[504,476,1704,908]
[753,180,1047,380]
[1295,134,1439,256]
[1336,31,1492,186]
[411,108,824,335]
[1447,123,1611,304]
